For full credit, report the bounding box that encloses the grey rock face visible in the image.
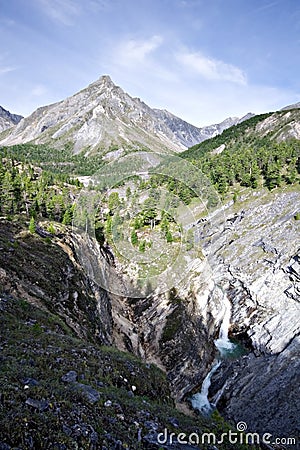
[190,188,300,436]
[256,109,300,141]
[0,76,188,153]
[0,220,113,346]
[281,101,300,111]
[72,383,100,404]
[0,105,23,131]
[210,336,300,438]
[25,398,49,411]
[188,190,300,355]
[153,109,240,147]
[0,75,240,154]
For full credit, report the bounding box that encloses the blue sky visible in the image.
[0,0,300,126]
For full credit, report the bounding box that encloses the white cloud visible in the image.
[105,38,298,126]
[116,35,163,66]
[176,50,247,85]
[37,0,81,26]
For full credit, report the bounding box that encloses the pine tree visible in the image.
[62,207,72,225]
[29,217,36,234]
[166,230,173,243]
[131,230,138,245]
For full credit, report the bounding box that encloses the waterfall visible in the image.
[191,361,221,415]
[214,287,236,356]
[192,286,236,414]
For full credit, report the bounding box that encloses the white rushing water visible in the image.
[214,287,236,356]
[192,287,236,414]
[191,361,221,415]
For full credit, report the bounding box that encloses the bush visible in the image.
[131,230,138,245]
[294,212,300,220]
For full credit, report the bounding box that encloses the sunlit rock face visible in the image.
[0,75,240,154]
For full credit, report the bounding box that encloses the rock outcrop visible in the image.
[210,336,300,439]
[0,105,23,132]
[190,187,300,437]
[0,220,112,345]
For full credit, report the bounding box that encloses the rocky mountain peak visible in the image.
[88,74,115,91]
[0,105,23,132]
[0,75,247,155]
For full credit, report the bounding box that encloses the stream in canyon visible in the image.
[191,287,239,415]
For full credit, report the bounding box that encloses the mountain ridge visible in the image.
[0,105,23,132]
[0,75,246,155]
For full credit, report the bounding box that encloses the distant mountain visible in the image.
[237,112,255,123]
[0,105,23,132]
[0,76,242,154]
[152,109,240,147]
[182,108,300,162]
[281,101,300,111]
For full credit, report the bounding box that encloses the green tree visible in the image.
[131,230,138,245]
[166,230,173,243]
[29,217,36,234]
[62,207,73,225]
[105,216,112,236]
[108,191,120,212]
[133,216,142,230]
[126,186,131,199]
[139,240,146,252]
[95,222,105,245]
[160,216,169,233]
[47,222,56,234]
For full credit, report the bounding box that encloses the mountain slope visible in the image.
[0,76,193,154]
[281,101,300,110]
[0,76,241,155]
[181,109,300,168]
[0,105,23,132]
[153,109,240,147]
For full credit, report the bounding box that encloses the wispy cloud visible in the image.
[116,35,163,66]
[37,0,81,26]
[251,1,281,14]
[176,50,247,85]
[0,66,16,75]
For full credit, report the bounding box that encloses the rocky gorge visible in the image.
[0,76,299,449]
[0,182,298,447]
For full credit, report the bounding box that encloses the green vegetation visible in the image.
[182,112,273,161]
[28,216,36,233]
[138,239,146,252]
[0,143,104,175]
[0,157,79,224]
[131,229,138,245]
[180,113,300,195]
